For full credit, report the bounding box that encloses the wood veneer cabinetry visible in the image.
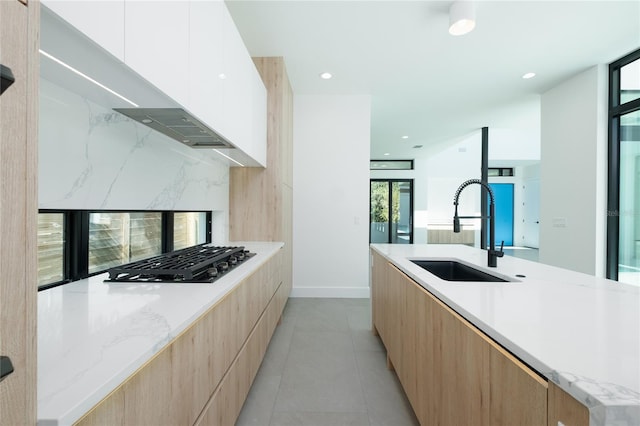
[0,0,38,424]
[371,252,550,426]
[230,57,293,296]
[548,382,589,426]
[75,250,284,426]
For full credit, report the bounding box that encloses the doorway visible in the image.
[370,180,413,244]
[486,183,514,247]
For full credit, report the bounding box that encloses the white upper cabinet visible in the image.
[43,0,266,166]
[220,5,267,166]
[186,0,225,137]
[124,0,190,107]
[42,0,125,62]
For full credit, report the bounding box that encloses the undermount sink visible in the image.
[410,260,509,282]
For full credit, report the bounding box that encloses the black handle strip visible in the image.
[0,356,14,382]
[1,64,16,95]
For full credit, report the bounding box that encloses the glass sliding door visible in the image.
[618,109,640,285]
[370,181,390,243]
[370,179,413,244]
[608,48,640,286]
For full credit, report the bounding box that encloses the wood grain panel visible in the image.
[25,2,40,423]
[548,381,589,426]
[230,57,292,242]
[490,344,547,425]
[414,281,436,424]
[370,251,385,338]
[427,228,475,244]
[430,277,491,426]
[399,270,418,406]
[0,0,38,424]
[282,184,293,294]
[74,390,125,426]
[229,58,292,309]
[196,281,284,426]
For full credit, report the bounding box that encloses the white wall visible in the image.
[293,95,371,298]
[539,65,608,276]
[39,78,231,244]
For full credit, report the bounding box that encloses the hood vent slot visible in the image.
[113,108,231,149]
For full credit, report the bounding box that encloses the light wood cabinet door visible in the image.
[548,381,589,426]
[0,0,38,424]
[370,251,386,339]
[395,265,419,404]
[490,344,548,425]
[433,290,491,426]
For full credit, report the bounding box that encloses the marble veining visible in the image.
[551,372,640,426]
[39,78,230,213]
[371,243,640,426]
[37,242,284,426]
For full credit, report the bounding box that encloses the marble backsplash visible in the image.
[39,78,230,242]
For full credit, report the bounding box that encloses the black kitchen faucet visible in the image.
[453,179,504,267]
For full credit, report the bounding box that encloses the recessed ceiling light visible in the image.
[384,153,390,156]
[218,73,227,80]
[522,72,536,79]
[319,72,333,80]
[381,164,387,168]
[141,118,153,124]
[401,135,409,139]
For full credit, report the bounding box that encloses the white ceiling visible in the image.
[226,0,640,159]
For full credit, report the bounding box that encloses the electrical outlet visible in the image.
[552,217,567,228]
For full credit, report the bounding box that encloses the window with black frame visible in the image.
[608,48,640,286]
[37,212,66,287]
[36,210,212,290]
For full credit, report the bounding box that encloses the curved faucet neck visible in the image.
[453,178,495,206]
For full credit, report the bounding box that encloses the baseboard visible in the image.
[289,286,371,298]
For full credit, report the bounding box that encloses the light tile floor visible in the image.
[236,298,419,426]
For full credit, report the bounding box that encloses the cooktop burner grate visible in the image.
[104,244,255,283]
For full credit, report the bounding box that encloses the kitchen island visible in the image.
[371,243,639,426]
[38,241,285,426]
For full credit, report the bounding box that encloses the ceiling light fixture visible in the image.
[522,72,536,79]
[401,135,409,139]
[319,72,333,80]
[39,49,139,107]
[449,1,476,36]
[384,152,390,156]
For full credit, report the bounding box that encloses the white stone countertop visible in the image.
[371,243,640,426]
[37,242,284,426]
